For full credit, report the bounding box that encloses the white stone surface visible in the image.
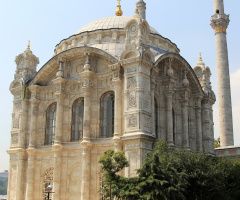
[7,3,218,200]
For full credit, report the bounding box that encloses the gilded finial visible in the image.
[199,52,202,61]
[197,52,205,66]
[27,40,30,49]
[115,0,123,16]
[135,3,139,13]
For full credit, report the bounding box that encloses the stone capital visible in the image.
[29,98,40,105]
[164,90,174,99]
[210,13,230,34]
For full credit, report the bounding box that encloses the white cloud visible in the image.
[213,69,240,145]
[231,69,240,145]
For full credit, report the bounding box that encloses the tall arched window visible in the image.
[45,103,57,145]
[154,98,158,139]
[100,92,114,138]
[71,98,84,142]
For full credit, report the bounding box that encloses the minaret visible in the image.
[210,0,234,146]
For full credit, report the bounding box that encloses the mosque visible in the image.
[7,0,237,199]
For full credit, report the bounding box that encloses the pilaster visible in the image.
[18,99,29,148]
[16,150,27,200]
[81,142,92,200]
[26,149,36,200]
[122,56,155,177]
[52,145,63,200]
[52,76,67,146]
[29,98,40,148]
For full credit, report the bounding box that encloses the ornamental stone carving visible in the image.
[11,134,18,145]
[128,116,137,128]
[12,113,19,129]
[127,77,137,108]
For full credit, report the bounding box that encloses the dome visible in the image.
[75,16,159,35]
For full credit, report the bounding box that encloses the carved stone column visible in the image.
[54,93,65,145]
[16,151,26,200]
[111,63,123,151]
[81,143,92,200]
[151,84,156,137]
[165,90,174,146]
[195,96,203,151]
[181,99,189,148]
[26,149,35,200]
[52,146,62,200]
[53,61,67,146]
[81,54,93,142]
[29,99,40,148]
[83,91,91,141]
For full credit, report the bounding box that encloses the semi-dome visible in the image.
[75,16,160,35]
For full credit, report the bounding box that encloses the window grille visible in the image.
[71,98,84,141]
[100,92,114,138]
[44,103,57,145]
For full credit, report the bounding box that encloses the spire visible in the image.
[132,3,141,18]
[115,0,123,16]
[27,40,30,49]
[197,52,205,66]
[136,0,146,19]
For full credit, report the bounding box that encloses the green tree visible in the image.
[99,150,129,199]
[99,141,240,200]
[0,177,8,195]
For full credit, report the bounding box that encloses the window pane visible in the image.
[71,98,84,142]
[100,92,114,138]
[45,103,57,145]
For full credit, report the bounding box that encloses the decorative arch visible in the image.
[155,53,204,95]
[100,91,115,138]
[29,46,118,86]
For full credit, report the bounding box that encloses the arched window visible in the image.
[45,103,57,145]
[71,98,84,142]
[154,98,158,138]
[100,92,114,138]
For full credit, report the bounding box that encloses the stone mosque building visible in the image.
[7,0,236,199]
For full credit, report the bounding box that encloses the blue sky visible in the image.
[0,0,239,172]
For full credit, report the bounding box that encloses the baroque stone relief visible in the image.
[128,116,137,128]
[11,133,18,145]
[12,113,19,129]
[127,77,137,109]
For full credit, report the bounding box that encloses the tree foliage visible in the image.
[99,141,240,200]
[0,177,8,195]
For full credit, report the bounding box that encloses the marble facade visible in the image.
[7,1,218,200]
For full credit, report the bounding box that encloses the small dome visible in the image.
[75,16,159,35]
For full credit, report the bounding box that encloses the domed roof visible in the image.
[75,16,159,35]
